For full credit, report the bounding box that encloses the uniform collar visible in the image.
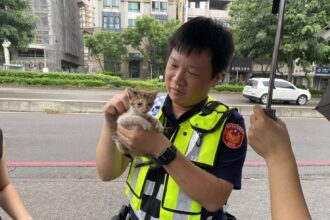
[162,95,208,124]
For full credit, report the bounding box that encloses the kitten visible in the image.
[115,88,163,157]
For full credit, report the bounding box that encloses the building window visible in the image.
[112,0,119,8]
[128,19,136,27]
[128,2,140,12]
[103,16,109,28]
[104,0,118,8]
[18,49,44,57]
[35,31,49,44]
[210,0,229,10]
[115,16,120,30]
[160,2,167,12]
[104,0,111,7]
[37,13,48,26]
[196,1,200,8]
[152,1,159,12]
[103,14,121,31]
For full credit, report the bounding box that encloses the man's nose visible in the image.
[172,69,185,86]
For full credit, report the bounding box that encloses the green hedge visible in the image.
[1,70,324,94]
[0,70,165,89]
[213,84,244,92]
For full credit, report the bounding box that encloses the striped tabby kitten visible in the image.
[115,88,163,156]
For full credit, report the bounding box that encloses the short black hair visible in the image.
[169,16,234,78]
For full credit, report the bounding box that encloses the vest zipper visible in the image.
[144,168,164,220]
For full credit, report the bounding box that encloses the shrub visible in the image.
[100,72,123,78]
[213,84,244,92]
[0,70,167,90]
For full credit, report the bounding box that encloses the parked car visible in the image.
[242,78,311,105]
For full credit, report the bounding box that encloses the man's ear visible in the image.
[211,72,224,86]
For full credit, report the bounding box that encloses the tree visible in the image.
[0,0,36,50]
[230,0,330,81]
[84,31,127,73]
[123,16,181,78]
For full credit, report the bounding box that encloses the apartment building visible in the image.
[187,0,231,25]
[93,0,177,31]
[85,0,177,78]
[79,0,101,72]
[10,0,83,72]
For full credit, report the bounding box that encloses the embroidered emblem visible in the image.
[149,95,165,117]
[223,123,244,149]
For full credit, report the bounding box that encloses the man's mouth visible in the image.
[171,87,184,95]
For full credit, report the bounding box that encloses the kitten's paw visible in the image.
[154,121,164,133]
[142,122,152,131]
[151,119,163,133]
[117,116,130,126]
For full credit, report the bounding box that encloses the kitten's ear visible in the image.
[126,88,136,99]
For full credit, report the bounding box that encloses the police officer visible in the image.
[96,16,247,219]
[0,128,32,220]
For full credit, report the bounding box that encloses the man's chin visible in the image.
[169,92,184,101]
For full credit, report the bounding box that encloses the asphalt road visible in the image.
[0,85,321,107]
[0,112,329,219]
[1,113,329,162]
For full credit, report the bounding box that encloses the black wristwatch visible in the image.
[154,144,177,166]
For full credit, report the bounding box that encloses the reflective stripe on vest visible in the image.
[126,157,151,211]
[126,97,231,219]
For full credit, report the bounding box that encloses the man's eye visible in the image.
[188,71,199,77]
[138,102,142,106]
[170,63,178,68]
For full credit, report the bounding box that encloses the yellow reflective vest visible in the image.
[126,97,235,219]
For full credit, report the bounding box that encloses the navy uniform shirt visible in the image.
[129,95,247,220]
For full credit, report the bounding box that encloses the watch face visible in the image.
[156,145,176,166]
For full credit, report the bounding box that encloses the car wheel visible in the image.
[296,95,307,105]
[260,94,268,105]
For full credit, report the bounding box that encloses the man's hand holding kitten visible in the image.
[113,88,165,157]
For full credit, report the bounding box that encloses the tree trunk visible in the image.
[96,55,104,73]
[287,54,294,82]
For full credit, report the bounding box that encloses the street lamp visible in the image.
[43,46,49,72]
[2,39,11,68]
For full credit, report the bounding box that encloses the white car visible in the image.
[242,78,312,105]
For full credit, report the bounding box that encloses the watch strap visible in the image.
[154,144,177,166]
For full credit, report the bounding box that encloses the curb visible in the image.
[0,98,105,114]
[0,98,323,118]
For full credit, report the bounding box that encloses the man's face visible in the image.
[165,49,222,108]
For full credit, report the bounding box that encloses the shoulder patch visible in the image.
[149,95,165,117]
[223,123,244,149]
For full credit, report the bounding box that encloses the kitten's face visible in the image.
[127,89,158,114]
